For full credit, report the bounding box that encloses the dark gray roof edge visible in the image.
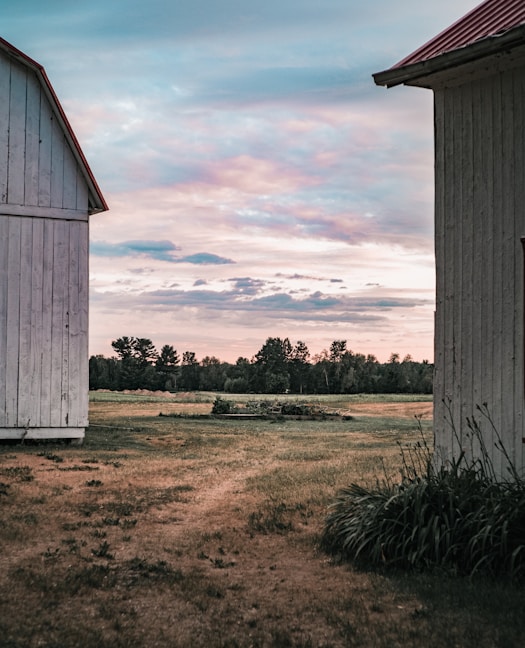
[373,23,525,88]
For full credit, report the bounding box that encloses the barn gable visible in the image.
[0,38,106,218]
[0,38,107,443]
[373,1,525,477]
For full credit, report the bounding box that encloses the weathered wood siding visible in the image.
[433,65,525,477]
[0,48,89,217]
[0,45,95,439]
[0,215,89,433]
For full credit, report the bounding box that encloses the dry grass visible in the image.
[1,393,524,647]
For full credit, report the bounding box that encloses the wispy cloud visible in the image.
[92,284,431,320]
[90,240,181,262]
[176,253,235,265]
[91,241,234,265]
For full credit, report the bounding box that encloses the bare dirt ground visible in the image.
[1,396,523,647]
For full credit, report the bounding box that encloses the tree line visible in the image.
[89,336,433,394]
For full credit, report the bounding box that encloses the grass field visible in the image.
[1,392,524,647]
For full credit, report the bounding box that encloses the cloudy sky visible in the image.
[5,0,479,362]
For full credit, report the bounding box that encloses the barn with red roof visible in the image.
[374,0,525,477]
[0,38,108,443]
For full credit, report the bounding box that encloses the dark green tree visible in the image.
[360,354,381,393]
[111,336,135,360]
[133,338,158,367]
[329,339,347,362]
[253,337,292,393]
[289,340,311,394]
[199,356,226,391]
[155,345,180,391]
[89,355,121,390]
[328,340,349,393]
[111,336,139,389]
[224,357,252,393]
[92,336,434,395]
[110,336,158,389]
[311,350,331,393]
[180,351,200,390]
[379,353,405,393]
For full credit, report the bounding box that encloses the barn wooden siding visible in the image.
[0,50,90,217]
[433,65,525,477]
[0,216,89,437]
[0,45,96,440]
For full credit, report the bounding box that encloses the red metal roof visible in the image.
[394,0,525,69]
[0,36,108,214]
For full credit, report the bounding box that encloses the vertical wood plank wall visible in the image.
[0,48,93,437]
[0,50,88,212]
[0,215,89,430]
[433,66,525,477]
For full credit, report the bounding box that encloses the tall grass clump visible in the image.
[321,408,525,579]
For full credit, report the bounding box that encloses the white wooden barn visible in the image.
[374,0,525,477]
[0,38,107,443]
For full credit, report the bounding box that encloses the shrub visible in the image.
[211,397,233,415]
[321,415,525,579]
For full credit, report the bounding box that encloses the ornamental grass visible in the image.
[321,407,525,579]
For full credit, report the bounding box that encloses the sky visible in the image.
[4,0,480,363]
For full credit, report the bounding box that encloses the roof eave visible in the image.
[373,23,525,88]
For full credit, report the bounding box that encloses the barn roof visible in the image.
[373,0,525,88]
[0,37,108,214]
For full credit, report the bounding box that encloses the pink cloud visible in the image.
[203,155,320,194]
[282,118,320,133]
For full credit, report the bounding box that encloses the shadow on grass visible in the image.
[390,570,525,647]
